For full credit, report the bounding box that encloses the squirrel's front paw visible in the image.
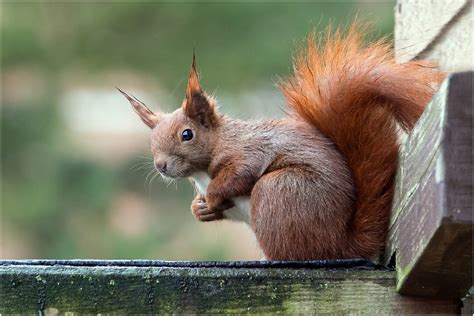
[191,196,224,222]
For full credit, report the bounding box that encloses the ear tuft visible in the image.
[186,52,202,99]
[182,54,218,127]
[117,87,160,129]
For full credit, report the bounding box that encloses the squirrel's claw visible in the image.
[191,197,223,222]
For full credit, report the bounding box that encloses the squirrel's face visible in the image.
[147,105,218,178]
[119,55,219,179]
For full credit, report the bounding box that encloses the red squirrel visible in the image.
[119,23,444,260]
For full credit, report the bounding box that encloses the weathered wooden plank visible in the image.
[386,71,473,299]
[0,260,460,314]
[395,0,473,72]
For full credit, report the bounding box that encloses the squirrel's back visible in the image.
[279,22,444,258]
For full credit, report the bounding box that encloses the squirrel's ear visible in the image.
[117,88,161,129]
[186,53,202,99]
[182,53,218,127]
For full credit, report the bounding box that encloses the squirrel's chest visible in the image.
[190,172,251,225]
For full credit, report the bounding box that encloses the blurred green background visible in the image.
[2,1,394,260]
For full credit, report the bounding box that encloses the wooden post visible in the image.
[394,0,473,73]
[385,71,473,298]
[391,0,473,302]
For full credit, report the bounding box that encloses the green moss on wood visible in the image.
[0,262,459,314]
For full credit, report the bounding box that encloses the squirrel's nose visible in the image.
[155,161,167,173]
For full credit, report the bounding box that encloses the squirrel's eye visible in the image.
[181,129,193,141]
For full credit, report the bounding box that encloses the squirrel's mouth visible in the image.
[157,170,185,181]
[152,155,193,180]
[158,172,176,180]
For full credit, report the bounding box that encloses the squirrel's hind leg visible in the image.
[250,167,352,260]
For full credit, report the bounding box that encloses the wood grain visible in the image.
[395,0,473,72]
[0,260,460,314]
[386,72,473,299]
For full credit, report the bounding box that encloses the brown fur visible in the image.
[279,22,444,258]
[120,22,444,260]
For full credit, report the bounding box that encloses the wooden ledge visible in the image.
[0,259,459,314]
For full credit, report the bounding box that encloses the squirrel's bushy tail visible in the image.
[279,22,444,258]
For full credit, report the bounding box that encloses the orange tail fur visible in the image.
[279,22,444,258]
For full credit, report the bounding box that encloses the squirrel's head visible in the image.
[119,55,220,179]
